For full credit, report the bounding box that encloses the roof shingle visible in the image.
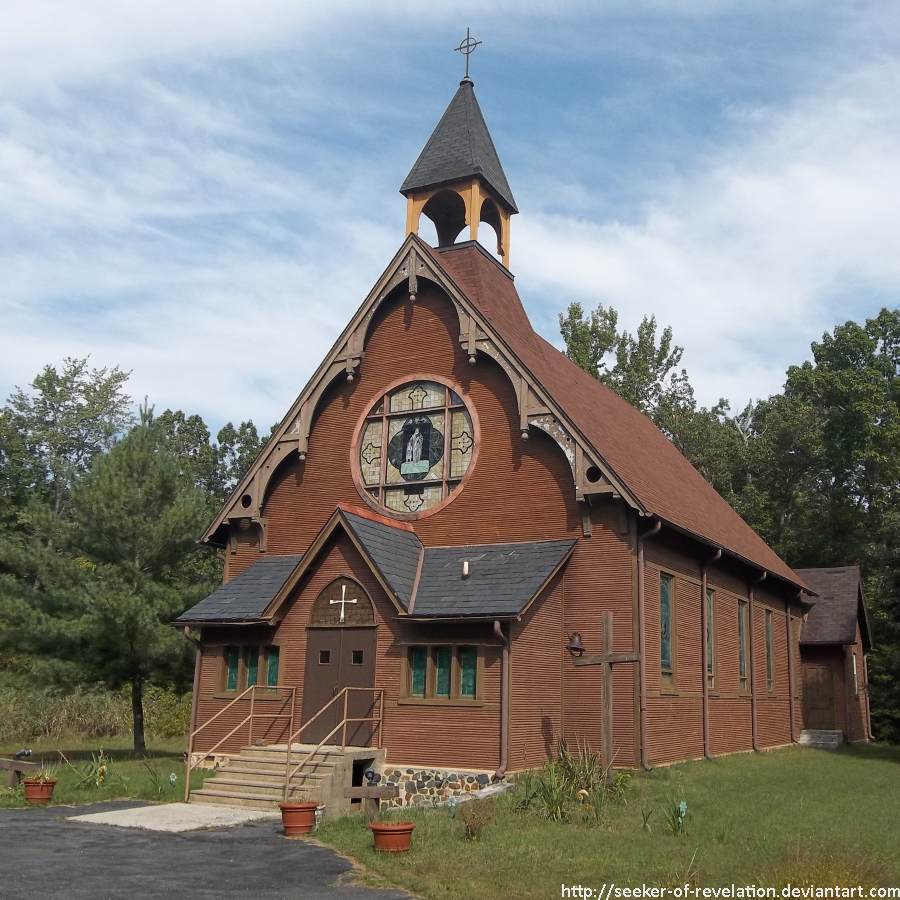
[400,79,518,213]
[794,566,872,648]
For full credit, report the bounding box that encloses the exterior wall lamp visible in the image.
[566,633,585,658]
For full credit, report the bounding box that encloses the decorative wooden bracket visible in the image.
[226,516,268,553]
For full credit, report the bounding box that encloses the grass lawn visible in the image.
[0,736,213,808]
[317,744,900,899]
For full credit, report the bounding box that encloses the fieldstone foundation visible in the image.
[381,765,494,808]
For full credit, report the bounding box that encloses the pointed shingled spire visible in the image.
[400,79,518,213]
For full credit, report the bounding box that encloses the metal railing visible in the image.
[281,687,384,802]
[183,684,384,805]
[183,684,297,802]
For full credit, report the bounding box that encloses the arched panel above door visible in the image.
[308,577,376,627]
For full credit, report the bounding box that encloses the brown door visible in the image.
[301,628,376,746]
[803,663,836,730]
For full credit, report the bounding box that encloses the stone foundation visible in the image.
[381,765,494,808]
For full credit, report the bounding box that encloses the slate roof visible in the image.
[794,566,873,649]
[342,510,422,610]
[400,79,518,213]
[411,540,576,618]
[176,555,302,624]
[427,242,805,589]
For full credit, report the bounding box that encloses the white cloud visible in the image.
[516,60,900,408]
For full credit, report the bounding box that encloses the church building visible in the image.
[177,73,825,812]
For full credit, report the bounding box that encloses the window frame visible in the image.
[852,651,859,698]
[765,609,774,694]
[350,374,480,522]
[738,600,749,694]
[217,643,283,699]
[659,571,676,688]
[400,644,485,706]
[705,587,716,691]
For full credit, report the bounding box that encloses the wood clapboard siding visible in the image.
[227,283,581,577]
[561,500,637,766]
[709,698,752,754]
[197,531,504,766]
[510,575,563,769]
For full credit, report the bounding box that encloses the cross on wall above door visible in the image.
[329,584,358,623]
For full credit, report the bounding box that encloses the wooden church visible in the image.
[177,73,834,811]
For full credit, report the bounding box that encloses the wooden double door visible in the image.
[301,627,377,746]
[803,663,836,730]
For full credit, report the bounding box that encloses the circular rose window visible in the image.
[354,378,476,516]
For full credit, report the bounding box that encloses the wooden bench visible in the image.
[0,758,37,788]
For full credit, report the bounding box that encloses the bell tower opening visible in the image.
[422,190,467,247]
[400,76,518,269]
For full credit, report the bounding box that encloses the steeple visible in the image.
[401,78,518,269]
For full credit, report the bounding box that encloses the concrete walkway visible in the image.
[0,801,412,900]
[68,801,279,832]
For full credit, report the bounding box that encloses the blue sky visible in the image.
[2,1,899,432]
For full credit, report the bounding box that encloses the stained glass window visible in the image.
[357,379,475,516]
[409,647,427,697]
[765,610,774,692]
[266,646,280,689]
[660,573,674,674]
[738,601,748,691]
[706,588,715,689]
[246,648,259,687]
[434,647,452,698]
[460,647,477,698]
[225,647,239,692]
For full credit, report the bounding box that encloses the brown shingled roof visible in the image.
[427,241,803,589]
[795,566,873,649]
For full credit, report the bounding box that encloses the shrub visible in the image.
[458,798,494,840]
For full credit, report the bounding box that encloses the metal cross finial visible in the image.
[329,583,357,624]
[454,27,482,80]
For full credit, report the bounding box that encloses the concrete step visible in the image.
[190,787,316,809]
[226,757,339,774]
[211,777,325,797]
[212,768,328,787]
[798,729,844,750]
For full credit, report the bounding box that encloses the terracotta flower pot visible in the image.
[22,778,58,806]
[278,802,319,836]
[370,821,415,852]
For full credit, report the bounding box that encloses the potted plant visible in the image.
[369,808,416,853]
[278,801,321,837]
[22,764,59,806]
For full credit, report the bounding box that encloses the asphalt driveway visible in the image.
[0,801,412,900]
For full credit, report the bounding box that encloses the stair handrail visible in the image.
[281,687,383,802]
[184,683,296,802]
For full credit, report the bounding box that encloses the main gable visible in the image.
[202,232,803,591]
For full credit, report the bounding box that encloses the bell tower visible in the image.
[400,75,518,269]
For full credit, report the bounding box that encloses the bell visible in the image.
[566,633,585,657]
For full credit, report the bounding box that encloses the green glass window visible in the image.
[706,589,715,688]
[225,647,239,692]
[738,601,748,690]
[409,647,427,697]
[459,647,477,698]
[765,610,774,692]
[246,649,259,687]
[434,647,452,698]
[660,573,674,673]
[266,646,280,689]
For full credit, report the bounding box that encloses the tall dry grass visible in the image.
[0,681,190,742]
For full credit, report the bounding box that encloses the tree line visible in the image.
[0,359,269,756]
[561,304,900,742]
[1,303,897,753]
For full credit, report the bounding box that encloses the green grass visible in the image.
[316,744,900,899]
[0,736,213,808]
